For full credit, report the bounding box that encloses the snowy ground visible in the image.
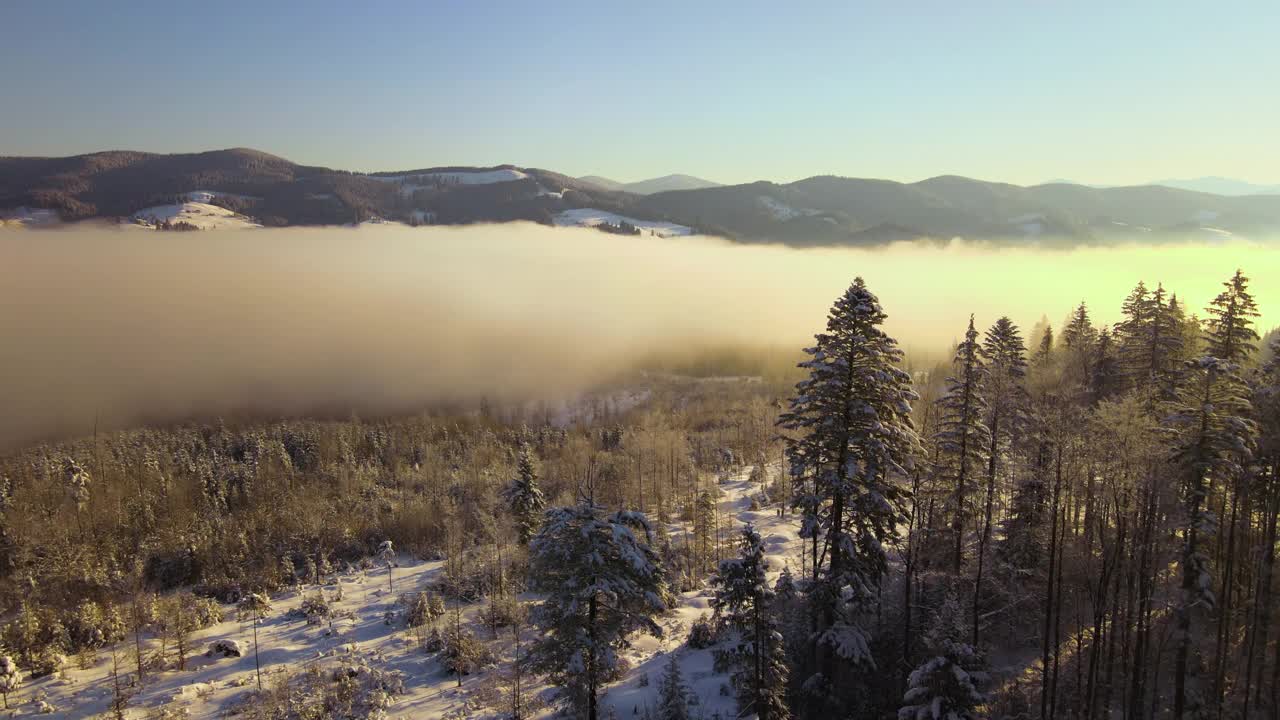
[129,202,261,230]
[553,208,694,237]
[16,466,801,718]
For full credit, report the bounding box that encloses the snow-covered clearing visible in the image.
[22,467,802,718]
[129,203,261,230]
[184,191,258,204]
[553,208,694,237]
[371,170,531,197]
[756,195,819,221]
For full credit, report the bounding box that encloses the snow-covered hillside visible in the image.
[554,208,694,237]
[130,203,261,230]
[371,169,530,197]
[756,195,819,221]
[20,466,799,718]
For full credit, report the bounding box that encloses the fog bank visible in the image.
[1,225,1275,450]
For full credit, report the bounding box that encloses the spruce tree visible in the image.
[656,653,692,720]
[1032,323,1054,367]
[777,277,919,709]
[936,316,990,573]
[0,655,19,709]
[503,437,546,545]
[973,316,1025,643]
[898,592,986,720]
[1204,269,1260,365]
[711,525,791,720]
[529,501,669,720]
[1091,326,1123,402]
[1118,282,1183,398]
[1167,351,1257,720]
[237,593,271,692]
[1061,302,1097,388]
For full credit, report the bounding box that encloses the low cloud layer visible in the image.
[1,224,1275,450]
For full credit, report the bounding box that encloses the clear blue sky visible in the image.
[2,0,1276,185]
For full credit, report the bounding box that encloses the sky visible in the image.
[2,0,1277,185]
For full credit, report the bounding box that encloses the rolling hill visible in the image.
[577,173,722,194]
[4,148,1280,245]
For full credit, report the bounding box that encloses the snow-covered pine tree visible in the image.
[898,591,986,720]
[1201,268,1260,711]
[1204,269,1260,365]
[1032,323,1054,367]
[710,524,790,720]
[237,593,271,691]
[657,653,691,720]
[935,316,990,573]
[0,655,19,709]
[1117,282,1183,399]
[278,555,295,588]
[528,501,670,720]
[777,277,920,709]
[1091,326,1123,402]
[773,565,808,670]
[503,436,546,545]
[996,435,1049,574]
[693,489,718,575]
[1061,302,1098,388]
[1166,351,1257,720]
[973,316,1026,644]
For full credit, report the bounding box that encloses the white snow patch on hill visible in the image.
[554,208,693,237]
[372,169,529,193]
[130,203,261,230]
[757,195,819,221]
[185,191,258,204]
[1007,213,1046,236]
[353,215,408,227]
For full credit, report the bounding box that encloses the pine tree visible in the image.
[711,525,791,720]
[898,592,986,720]
[528,501,669,720]
[777,278,919,708]
[772,565,807,670]
[504,436,546,545]
[1091,326,1123,402]
[279,555,295,587]
[237,593,271,692]
[693,489,718,575]
[1118,282,1183,398]
[997,436,1048,573]
[973,316,1026,643]
[1167,352,1257,720]
[657,653,692,720]
[1033,323,1054,366]
[1204,269,1260,365]
[1061,302,1097,387]
[936,316,990,572]
[0,655,19,709]
[1200,269,1260,712]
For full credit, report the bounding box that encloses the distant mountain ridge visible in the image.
[1045,176,1280,196]
[577,173,722,194]
[3,148,1279,245]
[1152,177,1280,197]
